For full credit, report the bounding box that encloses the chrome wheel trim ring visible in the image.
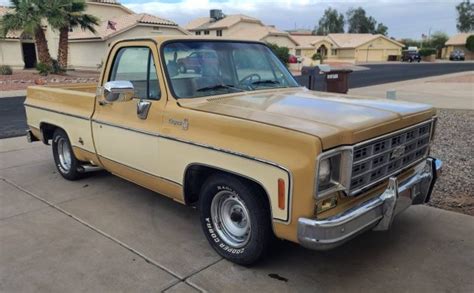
[57,137,72,171]
[210,190,251,248]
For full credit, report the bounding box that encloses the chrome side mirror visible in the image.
[103,80,135,103]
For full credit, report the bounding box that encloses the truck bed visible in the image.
[25,83,98,159]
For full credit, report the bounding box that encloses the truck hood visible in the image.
[179,88,436,149]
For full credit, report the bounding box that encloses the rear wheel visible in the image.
[52,129,83,180]
[199,174,272,265]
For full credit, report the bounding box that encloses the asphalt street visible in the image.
[0,96,27,139]
[1,62,473,139]
[303,62,474,91]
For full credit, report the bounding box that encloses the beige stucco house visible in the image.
[442,33,473,60]
[68,13,189,69]
[185,10,298,54]
[1,1,188,70]
[291,33,404,65]
[0,6,34,69]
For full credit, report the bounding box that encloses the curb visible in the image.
[0,90,27,98]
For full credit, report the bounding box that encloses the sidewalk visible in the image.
[349,71,474,110]
[0,90,26,98]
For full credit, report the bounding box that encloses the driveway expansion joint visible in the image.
[1,176,223,293]
[2,178,183,278]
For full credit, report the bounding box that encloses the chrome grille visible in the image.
[349,121,432,195]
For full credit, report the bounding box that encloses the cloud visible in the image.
[0,0,11,5]
[123,0,458,38]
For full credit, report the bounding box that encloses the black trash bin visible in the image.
[325,69,352,94]
[300,66,319,90]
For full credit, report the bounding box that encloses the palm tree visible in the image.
[46,0,99,69]
[0,0,53,66]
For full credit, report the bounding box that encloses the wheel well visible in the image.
[183,164,271,211]
[39,123,60,144]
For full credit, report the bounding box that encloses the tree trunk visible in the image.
[57,26,69,69]
[34,27,52,66]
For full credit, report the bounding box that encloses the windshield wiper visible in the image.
[196,84,244,92]
[251,79,280,85]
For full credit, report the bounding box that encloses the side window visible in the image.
[109,47,160,100]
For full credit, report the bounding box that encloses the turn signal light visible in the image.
[316,196,338,213]
[278,179,285,210]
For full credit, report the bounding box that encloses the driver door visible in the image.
[92,42,166,186]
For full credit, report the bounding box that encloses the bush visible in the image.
[0,65,13,75]
[267,43,290,65]
[35,60,64,76]
[418,48,436,57]
[51,59,65,74]
[36,62,52,76]
[466,35,474,52]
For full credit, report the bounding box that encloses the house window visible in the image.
[295,49,301,56]
[204,30,210,35]
[217,30,222,37]
[331,49,338,55]
[153,27,160,31]
[195,31,201,35]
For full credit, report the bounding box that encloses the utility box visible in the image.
[325,69,353,94]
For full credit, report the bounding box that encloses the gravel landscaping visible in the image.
[429,108,474,216]
[0,69,99,91]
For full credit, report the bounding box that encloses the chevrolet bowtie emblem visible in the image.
[391,145,406,159]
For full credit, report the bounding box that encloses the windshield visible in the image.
[162,41,299,99]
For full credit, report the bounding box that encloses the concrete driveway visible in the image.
[1,137,473,292]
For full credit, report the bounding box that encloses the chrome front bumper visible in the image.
[298,157,442,250]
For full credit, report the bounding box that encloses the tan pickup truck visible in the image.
[25,36,442,265]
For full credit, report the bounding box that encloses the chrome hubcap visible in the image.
[57,138,72,171]
[211,190,251,248]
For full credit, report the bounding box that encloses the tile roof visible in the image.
[327,33,404,48]
[0,6,22,39]
[185,14,262,30]
[291,35,329,47]
[229,25,298,45]
[327,33,378,48]
[445,32,473,45]
[69,13,179,40]
[87,0,119,4]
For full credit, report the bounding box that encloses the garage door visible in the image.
[357,49,384,62]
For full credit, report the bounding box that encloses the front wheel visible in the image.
[52,129,83,180]
[199,174,272,265]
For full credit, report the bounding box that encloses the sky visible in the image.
[0,0,461,39]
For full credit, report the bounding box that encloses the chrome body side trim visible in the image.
[299,157,442,250]
[24,104,90,121]
[92,119,293,223]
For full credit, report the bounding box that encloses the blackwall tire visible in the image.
[199,174,272,265]
[52,129,83,181]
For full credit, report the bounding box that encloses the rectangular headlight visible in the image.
[315,148,352,198]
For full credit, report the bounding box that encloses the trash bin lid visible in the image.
[318,64,331,73]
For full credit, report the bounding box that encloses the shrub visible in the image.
[0,65,13,75]
[466,35,474,52]
[267,43,290,65]
[51,59,65,74]
[36,62,52,76]
[418,48,436,57]
[311,52,326,64]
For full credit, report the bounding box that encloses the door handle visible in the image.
[137,100,151,120]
